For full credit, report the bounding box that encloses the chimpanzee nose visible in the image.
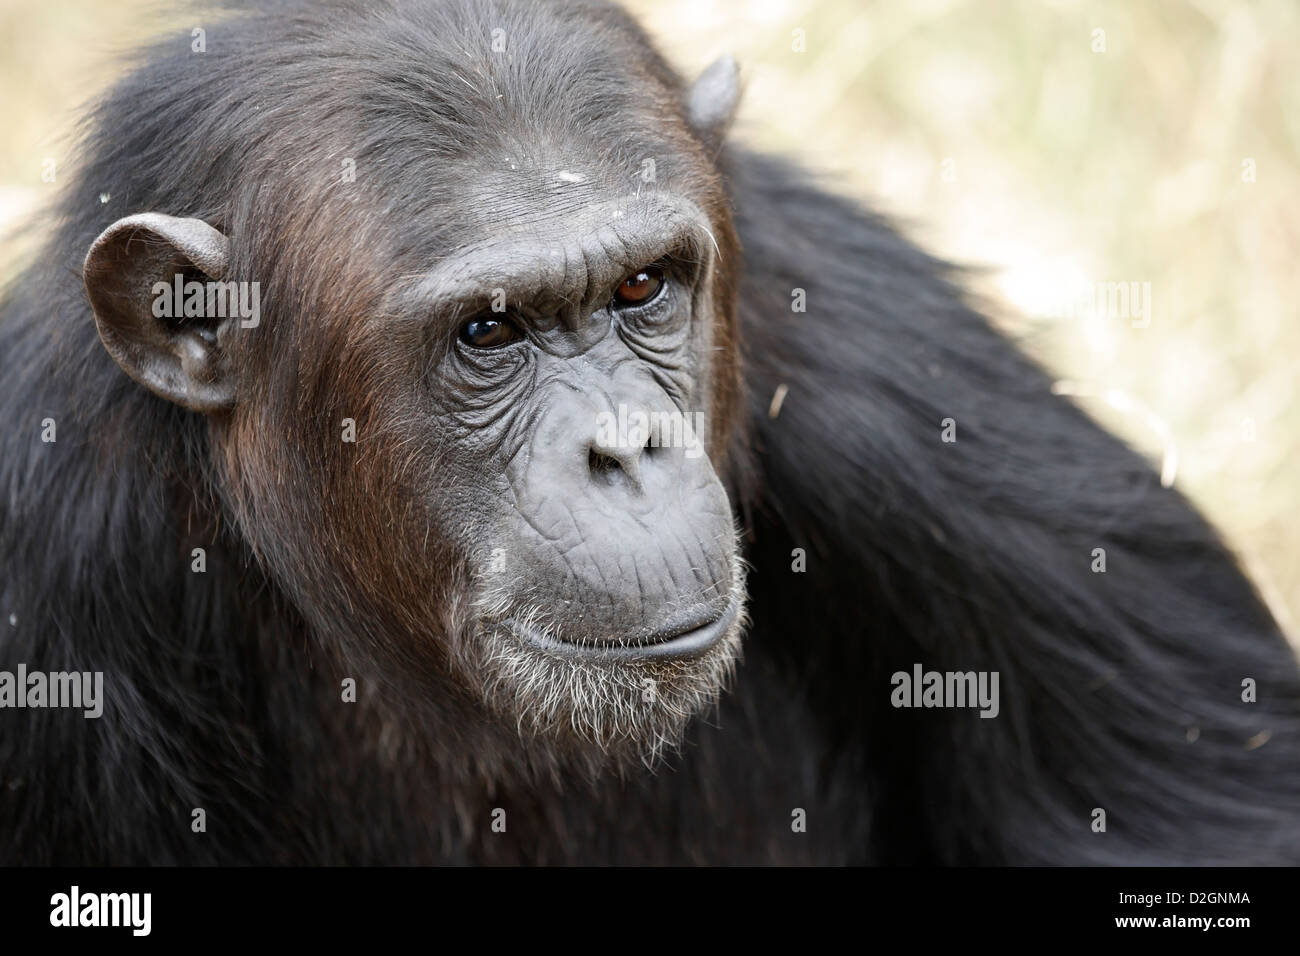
[586,429,650,491]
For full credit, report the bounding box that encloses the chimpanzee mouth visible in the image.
[506,593,742,662]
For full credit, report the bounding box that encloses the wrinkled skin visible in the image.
[420,192,739,644]
[401,188,747,752]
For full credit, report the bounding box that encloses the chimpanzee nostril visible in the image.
[588,447,623,478]
[586,439,646,491]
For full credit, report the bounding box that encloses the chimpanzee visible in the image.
[1,0,1297,864]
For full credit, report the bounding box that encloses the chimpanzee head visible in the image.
[80,0,747,761]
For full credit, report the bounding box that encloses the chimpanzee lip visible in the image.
[507,593,740,662]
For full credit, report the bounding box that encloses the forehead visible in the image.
[349,123,716,314]
[349,63,702,216]
[451,145,703,230]
[255,1,722,297]
[343,67,714,285]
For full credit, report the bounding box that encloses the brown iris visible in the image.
[613,266,665,307]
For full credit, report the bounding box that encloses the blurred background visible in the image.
[2,0,1297,633]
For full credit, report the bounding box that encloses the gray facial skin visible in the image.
[409,189,748,756]
[412,193,738,652]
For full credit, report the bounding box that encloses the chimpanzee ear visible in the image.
[686,54,740,151]
[84,212,238,412]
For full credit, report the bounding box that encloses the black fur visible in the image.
[2,0,1298,864]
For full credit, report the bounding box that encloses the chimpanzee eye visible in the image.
[458,316,522,349]
[612,266,665,308]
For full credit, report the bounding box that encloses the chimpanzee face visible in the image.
[381,177,747,754]
[82,42,747,759]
